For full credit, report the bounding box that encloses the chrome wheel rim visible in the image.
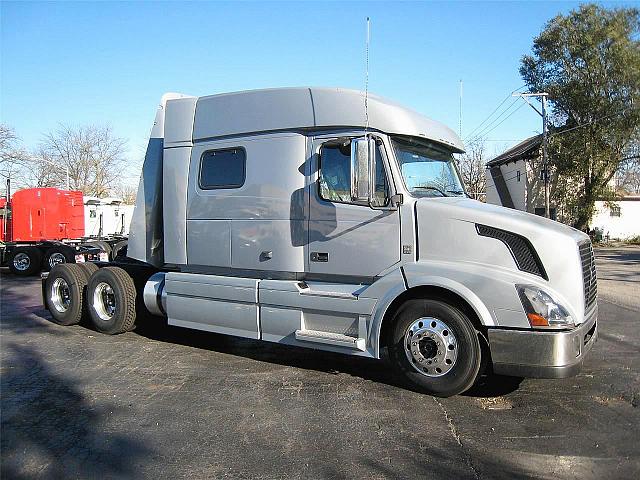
[404,317,458,377]
[13,253,30,271]
[50,278,71,313]
[48,252,67,268]
[93,282,116,321]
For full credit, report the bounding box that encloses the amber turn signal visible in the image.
[527,313,550,327]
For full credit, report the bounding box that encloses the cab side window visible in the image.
[371,146,389,207]
[319,144,351,203]
[319,140,389,206]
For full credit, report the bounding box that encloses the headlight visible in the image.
[516,285,574,329]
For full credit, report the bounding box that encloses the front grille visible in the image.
[579,241,598,311]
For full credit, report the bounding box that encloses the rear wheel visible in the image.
[8,247,42,276]
[45,264,88,326]
[75,262,99,279]
[43,246,75,271]
[87,267,137,334]
[388,299,482,397]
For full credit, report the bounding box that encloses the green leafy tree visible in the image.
[520,4,640,230]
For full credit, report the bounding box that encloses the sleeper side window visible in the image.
[319,140,389,206]
[199,148,246,189]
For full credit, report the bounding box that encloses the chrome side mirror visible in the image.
[350,137,375,204]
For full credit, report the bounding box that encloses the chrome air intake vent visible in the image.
[476,224,548,280]
[579,241,597,311]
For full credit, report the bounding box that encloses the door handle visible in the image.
[310,252,328,262]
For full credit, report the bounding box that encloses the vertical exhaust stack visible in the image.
[127,93,193,267]
[3,179,10,241]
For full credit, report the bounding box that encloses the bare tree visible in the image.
[113,184,138,204]
[0,124,31,194]
[458,138,488,200]
[28,125,128,196]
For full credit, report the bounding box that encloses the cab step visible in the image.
[295,329,366,351]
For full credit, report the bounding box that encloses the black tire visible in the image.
[43,245,75,272]
[86,266,137,335]
[8,247,43,276]
[111,240,128,260]
[388,299,482,397]
[84,241,112,260]
[45,264,88,326]
[75,262,99,280]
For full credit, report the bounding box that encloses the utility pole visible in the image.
[513,92,550,218]
[541,95,549,219]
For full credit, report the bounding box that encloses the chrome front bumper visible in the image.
[488,306,598,378]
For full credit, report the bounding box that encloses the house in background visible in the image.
[484,134,556,218]
[486,135,640,239]
[590,196,640,240]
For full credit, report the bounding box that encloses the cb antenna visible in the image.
[364,16,370,134]
[459,79,463,138]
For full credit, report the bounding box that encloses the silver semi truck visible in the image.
[42,88,598,397]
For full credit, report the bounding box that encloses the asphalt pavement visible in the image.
[1,247,639,479]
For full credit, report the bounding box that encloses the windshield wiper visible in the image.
[413,186,448,197]
[446,189,465,195]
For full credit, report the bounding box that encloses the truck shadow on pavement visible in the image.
[133,316,522,399]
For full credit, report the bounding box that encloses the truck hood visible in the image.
[422,197,588,243]
[414,197,590,320]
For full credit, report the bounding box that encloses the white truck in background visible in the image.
[42,88,598,397]
[84,196,134,238]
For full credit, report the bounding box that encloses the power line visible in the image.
[487,108,634,167]
[466,99,520,142]
[549,108,632,138]
[464,97,515,140]
[466,101,527,144]
[464,84,526,140]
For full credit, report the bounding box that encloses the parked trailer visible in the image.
[1,187,123,275]
[84,196,134,238]
[43,88,598,397]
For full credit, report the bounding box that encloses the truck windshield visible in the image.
[391,136,465,197]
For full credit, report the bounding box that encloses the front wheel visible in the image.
[388,299,482,397]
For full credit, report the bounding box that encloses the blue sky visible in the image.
[0,1,632,185]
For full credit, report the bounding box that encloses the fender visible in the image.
[402,273,495,327]
[367,263,502,359]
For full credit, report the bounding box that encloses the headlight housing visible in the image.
[516,285,574,329]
